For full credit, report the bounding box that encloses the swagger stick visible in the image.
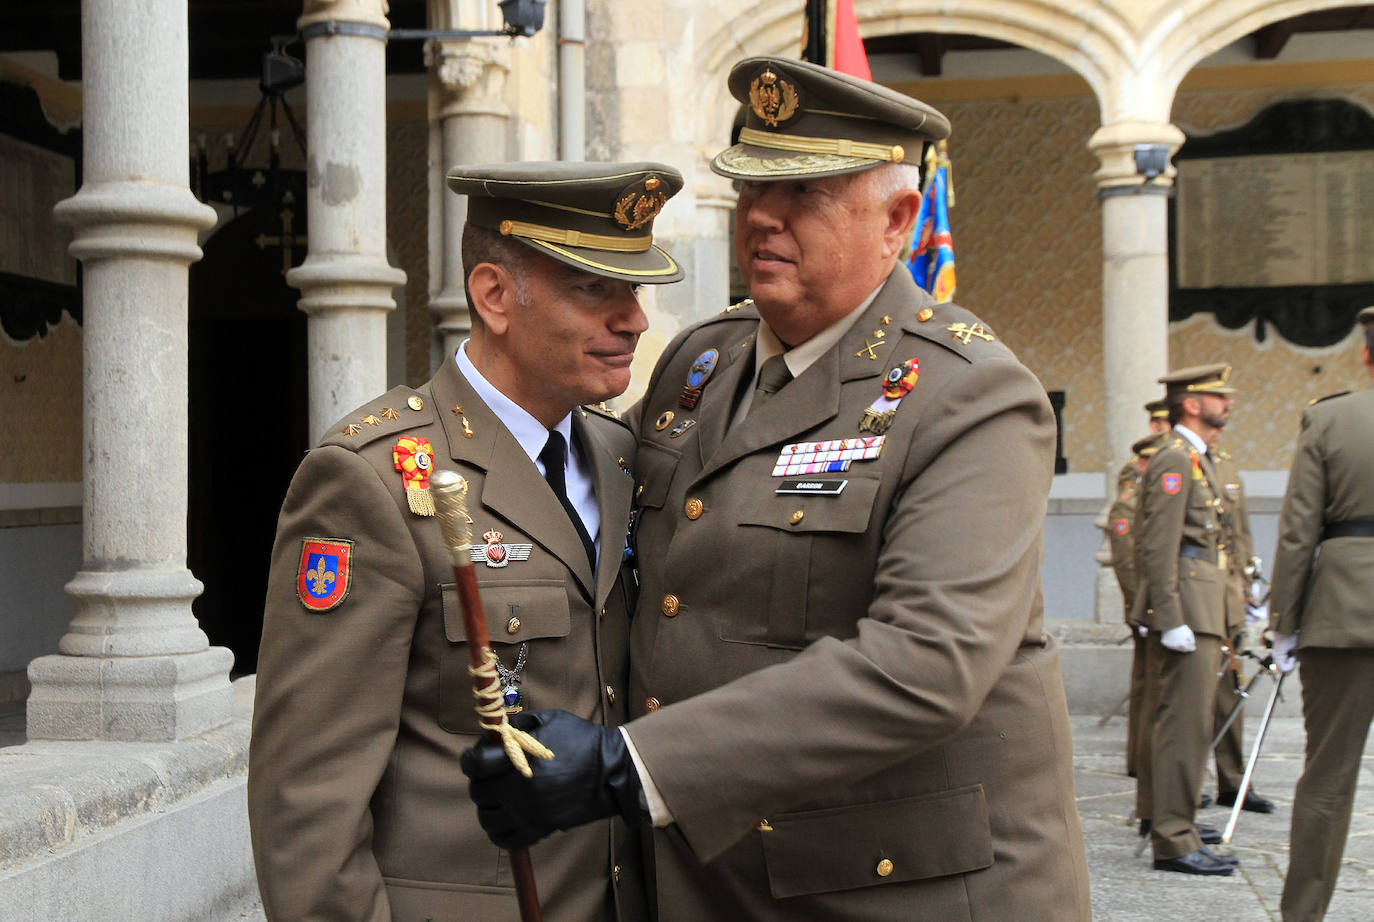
[432,470,553,922]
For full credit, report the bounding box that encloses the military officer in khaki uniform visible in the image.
[249,163,685,922]
[1132,363,1241,875]
[1208,441,1275,814]
[461,56,1091,921]
[1273,306,1374,921]
[1105,401,1171,777]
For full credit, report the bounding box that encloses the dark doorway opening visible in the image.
[189,198,309,676]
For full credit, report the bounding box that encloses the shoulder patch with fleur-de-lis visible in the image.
[296,538,354,612]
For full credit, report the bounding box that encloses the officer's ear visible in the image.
[467,262,516,336]
[881,187,922,260]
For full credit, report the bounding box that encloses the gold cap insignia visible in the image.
[748,68,800,128]
[614,179,668,231]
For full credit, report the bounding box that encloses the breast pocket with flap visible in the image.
[437,579,571,733]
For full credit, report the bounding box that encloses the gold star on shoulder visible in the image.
[361,414,381,427]
[380,407,400,420]
[880,315,893,325]
[342,423,363,436]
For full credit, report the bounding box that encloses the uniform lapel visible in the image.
[429,360,596,596]
[696,270,904,484]
[573,411,633,611]
[692,331,757,470]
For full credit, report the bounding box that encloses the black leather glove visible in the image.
[460,709,644,850]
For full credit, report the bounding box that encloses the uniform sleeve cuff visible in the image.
[620,726,673,827]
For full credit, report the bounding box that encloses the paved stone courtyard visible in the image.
[1074,710,1374,921]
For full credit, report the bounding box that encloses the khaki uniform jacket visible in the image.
[1131,434,1227,638]
[1213,451,1254,637]
[623,267,1090,921]
[1105,433,1167,615]
[1271,387,1374,646]
[249,358,644,922]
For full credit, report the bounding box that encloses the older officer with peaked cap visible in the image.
[249,162,683,922]
[1132,363,1242,875]
[461,56,1091,920]
[1273,306,1374,921]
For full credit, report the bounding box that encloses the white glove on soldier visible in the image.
[1160,624,1197,653]
[1271,632,1299,673]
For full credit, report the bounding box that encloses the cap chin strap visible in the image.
[738,126,905,163]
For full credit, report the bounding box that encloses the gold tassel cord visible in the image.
[469,648,555,777]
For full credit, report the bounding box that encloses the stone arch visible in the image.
[1149,0,1370,106]
[688,0,1137,198]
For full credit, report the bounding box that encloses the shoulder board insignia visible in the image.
[721,298,754,314]
[946,321,995,345]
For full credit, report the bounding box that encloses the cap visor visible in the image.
[523,240,684,284]
[710,142,882,181]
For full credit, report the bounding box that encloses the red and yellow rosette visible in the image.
[393,435,437,516]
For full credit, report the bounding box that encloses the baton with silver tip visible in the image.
[431,470,549,922]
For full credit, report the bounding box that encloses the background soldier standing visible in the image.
[1104,400,1170,777]
[1272,306,1374,922]
[1133,363,1241,875]
[249,162,683,922]
[1209,440,1275,814]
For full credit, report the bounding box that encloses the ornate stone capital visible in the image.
[430,39,510,114]
[1088,121,1186,191]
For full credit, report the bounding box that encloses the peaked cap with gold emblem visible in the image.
[1359,305,1374,327]
[712,56,951,181]
[1158,362,1237,396]
[446,161,684,283]
[1145,398,1169,420]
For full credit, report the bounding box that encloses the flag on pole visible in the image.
[801,0,871,79]
[907,140,956,303]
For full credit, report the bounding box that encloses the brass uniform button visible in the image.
[876,858,894,877]
[406,395,424,411]
[506,617,521,634]
[685,497,704,520]
[599,605,607,620]
[917,308,934,322]
[645,697,661,712]
[605,685,616,704]
[661,594,680,617]
[636,484,644,499]
[789,509,804,525]
[613,865,622,883]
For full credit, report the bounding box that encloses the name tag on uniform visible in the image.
[776,479,848,495]
[773,436,884,477]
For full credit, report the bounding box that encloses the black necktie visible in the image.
[539,430,596,573]
[748,354,793,417]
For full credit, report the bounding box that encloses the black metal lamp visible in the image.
[1133,144,1170,182]
[497,0,548,37]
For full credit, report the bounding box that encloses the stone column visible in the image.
[425,2,512,362]
[29,0,231,741]
[1087,120,1184,621]
[290,0,407,441]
